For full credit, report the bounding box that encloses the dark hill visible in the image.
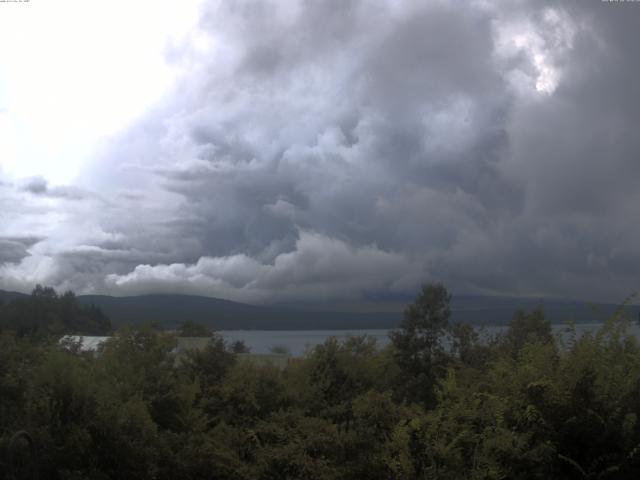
[2,289,637,330]
[77,294,400,330]
[73,294,640,329]
[0,289,28,303]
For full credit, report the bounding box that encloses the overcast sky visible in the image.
[0,0,639,304]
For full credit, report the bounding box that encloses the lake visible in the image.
[219,322,639,356]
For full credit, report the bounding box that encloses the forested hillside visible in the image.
[2,287,635,330]
[0,285,111,338]
[1,284,640,478]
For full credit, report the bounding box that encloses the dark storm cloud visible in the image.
[148,0,513,257]
[488,0,640,300]
[4,0,640,304]
[0,236,41,264]
[116,0,523,301]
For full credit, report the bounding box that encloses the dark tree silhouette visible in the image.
[390,283,451,407]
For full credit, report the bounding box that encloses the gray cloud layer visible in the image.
[2,0,639,304]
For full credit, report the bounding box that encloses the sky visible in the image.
[0,0,639,305]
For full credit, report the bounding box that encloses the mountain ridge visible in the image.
[2,289,638,330]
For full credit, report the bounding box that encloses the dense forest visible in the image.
[0,285,111,339]
[1,285,640,479]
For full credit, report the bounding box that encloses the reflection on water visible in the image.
[219,322,640,356]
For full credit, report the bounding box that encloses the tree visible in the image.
[178,320,212,337]
[0,286,111,338]
[269,345,290,355]
[502,308,552,355]
[231,340,250,354]
[390,283,451,407]
[31,284,58,299]
[449,321,492,368]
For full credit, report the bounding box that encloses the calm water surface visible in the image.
[219,323,639,356]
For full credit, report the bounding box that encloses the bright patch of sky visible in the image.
[0,0,204,185]
[493,7,576,95]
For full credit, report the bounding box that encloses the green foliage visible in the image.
[269,344,289,355]
[0,285,111,339]
[2,284,640,479]
[390,283,452,407]
[501,308,553,355]
[178,320,213,337]
[231,340,251,354]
